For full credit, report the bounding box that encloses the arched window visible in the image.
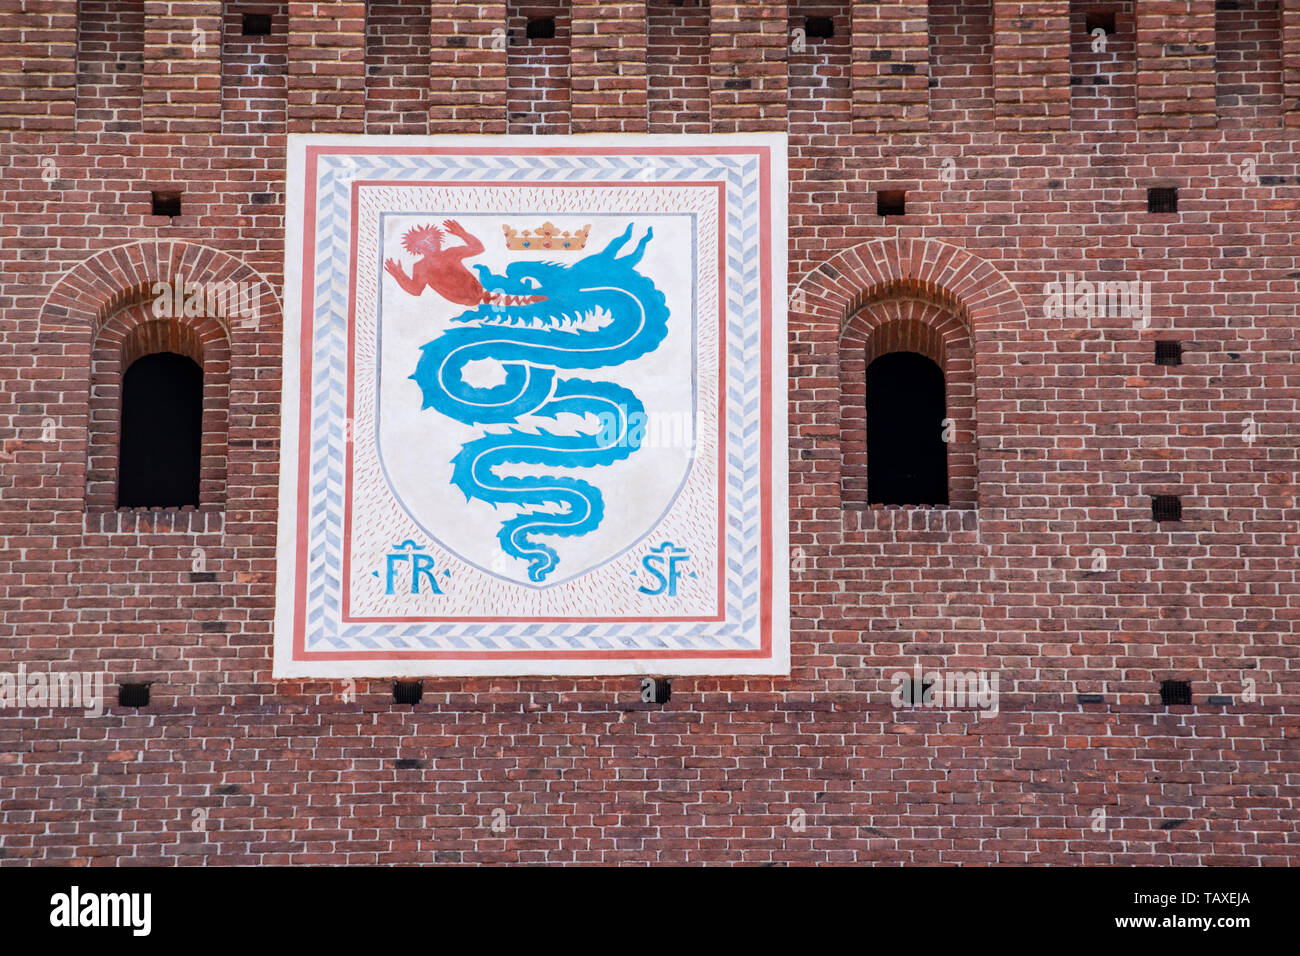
[86,311,230,514]
[840,298,975,511]
[865,351,949,506]
[117,352,204,508]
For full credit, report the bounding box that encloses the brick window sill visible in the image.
[842,504,979,535]
[83,508,225,536]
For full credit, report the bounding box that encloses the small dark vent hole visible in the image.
[1154,340,1183,366]
[1085,11,1116,35]
[151,191,182,218]
[877,189,907,217]
[1151,495,1182,523]
[393,680,423,705]
[804,16,834,39]
[640,677,672,704]
[118,683,150,708]
[526,16,556,40]
[1147,187,1178,214]
[242,13,272,36]
[1160,680,1192,706]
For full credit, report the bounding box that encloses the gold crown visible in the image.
[503,222,590,251]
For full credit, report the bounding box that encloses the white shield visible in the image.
[374,213,699,589]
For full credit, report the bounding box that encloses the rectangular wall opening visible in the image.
[507,1,571,134]
[364,0,432,134]
[1069,2,1135,133]
[221,1,287,136]
[1215,0,1283,128]
[927,0,994,135]
[647,0,711,133]
[787,5,852,140]
[76,0,145,133]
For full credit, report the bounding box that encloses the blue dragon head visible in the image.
[452,224,670,364]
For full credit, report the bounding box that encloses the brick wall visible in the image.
[76,0,144,134]
[364,0,431,133]
[0,0,1296,865]
[220,2,287,137]
[928,0,993,134]
[1216,0,1284,128]
[507,1,571,133]
[786,5,851,144]
[1067,1,1136,132]
[648,0,709,134]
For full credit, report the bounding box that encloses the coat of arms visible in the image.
[275,134,788,677]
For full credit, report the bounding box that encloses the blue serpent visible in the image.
[410,225,670,583]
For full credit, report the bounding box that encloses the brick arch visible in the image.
[38,239,281,336]
[792,238,1025,513]
[790,237,1026,336]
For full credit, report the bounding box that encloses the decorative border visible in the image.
[274,134,788,677]
[350,196,721,620]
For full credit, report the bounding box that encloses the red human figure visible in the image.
[384,219,546,308]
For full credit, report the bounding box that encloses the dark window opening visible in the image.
[867,351,949,506]
[877,189,907,217]
[526,16,556,40]
[1147,187,1178,214]
[1154,340,1183,366]
[804,16,834,39]
[151,191,182,218]
[1160,680,1192,706]
[1151,494,1182,523]
[241,12,272,36]
[117,352,203,508]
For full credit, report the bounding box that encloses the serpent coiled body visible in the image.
[411,225,670,583]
